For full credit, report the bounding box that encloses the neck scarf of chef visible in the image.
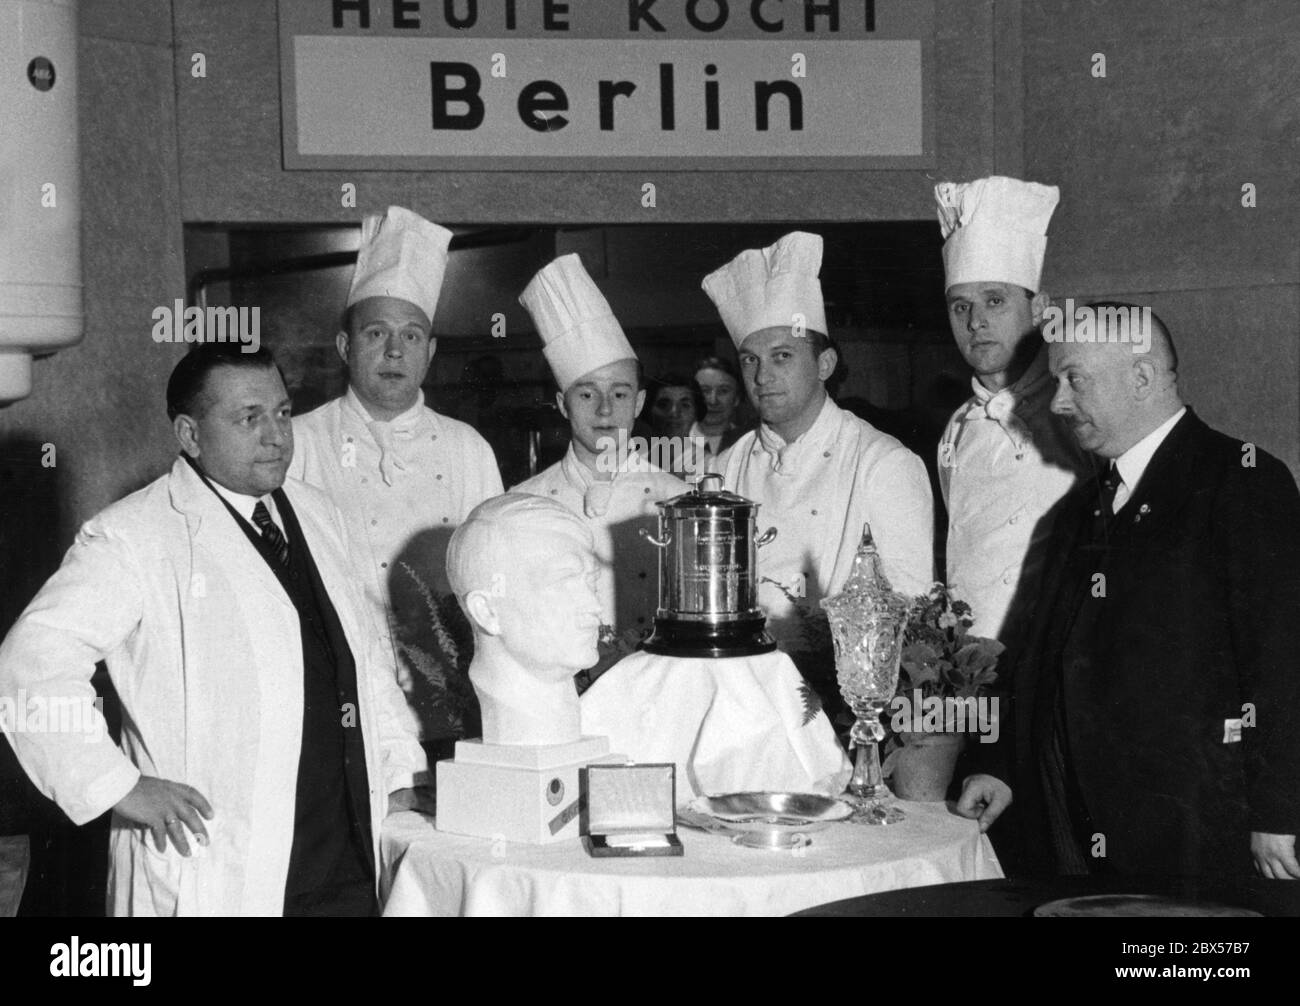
[345,387,426,486]
[561,443,617,517]
[966,351,1051,455]
[756,394,835,475]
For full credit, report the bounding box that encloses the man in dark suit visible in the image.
[978,303,1300,879]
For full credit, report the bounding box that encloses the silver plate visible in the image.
[679,792,853,839]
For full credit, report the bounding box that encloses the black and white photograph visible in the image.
[1,0,1297,972]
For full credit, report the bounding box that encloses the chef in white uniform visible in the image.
[703,232,934,650]
[512,254,683,655]
[934,176,1089,645]
[290,206,504,750]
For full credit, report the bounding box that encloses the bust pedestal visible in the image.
[436,736,623,844]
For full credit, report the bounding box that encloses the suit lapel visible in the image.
[167,456,293,610]
[1108,410,1204,544]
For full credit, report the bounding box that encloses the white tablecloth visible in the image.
[380,804,1003,917]
[580,649,852,798]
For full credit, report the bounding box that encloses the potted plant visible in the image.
[883,583,1004,801]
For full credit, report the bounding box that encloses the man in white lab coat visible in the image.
[0,344,427,916]
[513,254,684,665]
[290,207,503,752]
[934,177,1089,648]
[702,232,935,651]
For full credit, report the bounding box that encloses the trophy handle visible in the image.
[755,527,778,547]
[639,527,673,548]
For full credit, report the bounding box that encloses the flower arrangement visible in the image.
[895,582,1004,727]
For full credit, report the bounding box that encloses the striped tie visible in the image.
[252,500,289,567]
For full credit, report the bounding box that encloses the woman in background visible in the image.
[646,374,705,476]
[691,356,746,469]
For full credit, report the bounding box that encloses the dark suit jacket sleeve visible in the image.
[1223,451,1300,836]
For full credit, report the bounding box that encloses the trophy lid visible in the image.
[655,472,759,517]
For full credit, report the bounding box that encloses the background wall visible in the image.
[0,0,184,915]
[1023,0,1300,476]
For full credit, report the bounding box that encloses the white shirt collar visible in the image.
[207,478,279,531]
[1114,406,1187,496]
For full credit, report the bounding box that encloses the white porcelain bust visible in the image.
[446,493,603,746]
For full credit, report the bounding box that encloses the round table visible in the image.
[793,874,1300,917]
[380,802,1003,917]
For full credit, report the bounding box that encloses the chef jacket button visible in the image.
[1002,575,1012,585]
[432,434,438,440]
[1092,509,1101,517]
[436,474,443,480]
[371,519,378,526]
[550,489,558,495]
[1009,514,1019,524]
[361,477,368,484]
[811,509,818,515]
[638,571,647,579]
[381,562,388,569]
[823,451,831,458]
[442,517,449,523]
[644,487,650,494]
[346,437,353,443]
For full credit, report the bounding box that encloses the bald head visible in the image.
[1086,301,1177,371]
[1047,302,1183,459]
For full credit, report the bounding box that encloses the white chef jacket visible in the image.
[290,389,503,741]
[717,396,935,651]
[939,351,1089,642]
[512,445,685,639]
[0,459,426,916]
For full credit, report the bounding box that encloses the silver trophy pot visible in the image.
[639,473,778,658]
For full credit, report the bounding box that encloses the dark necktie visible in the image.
[1090,464,1121,541]
[252,500,290,567]
[1101,463,1122,511]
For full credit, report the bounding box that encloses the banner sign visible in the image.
[278,0,934,170]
